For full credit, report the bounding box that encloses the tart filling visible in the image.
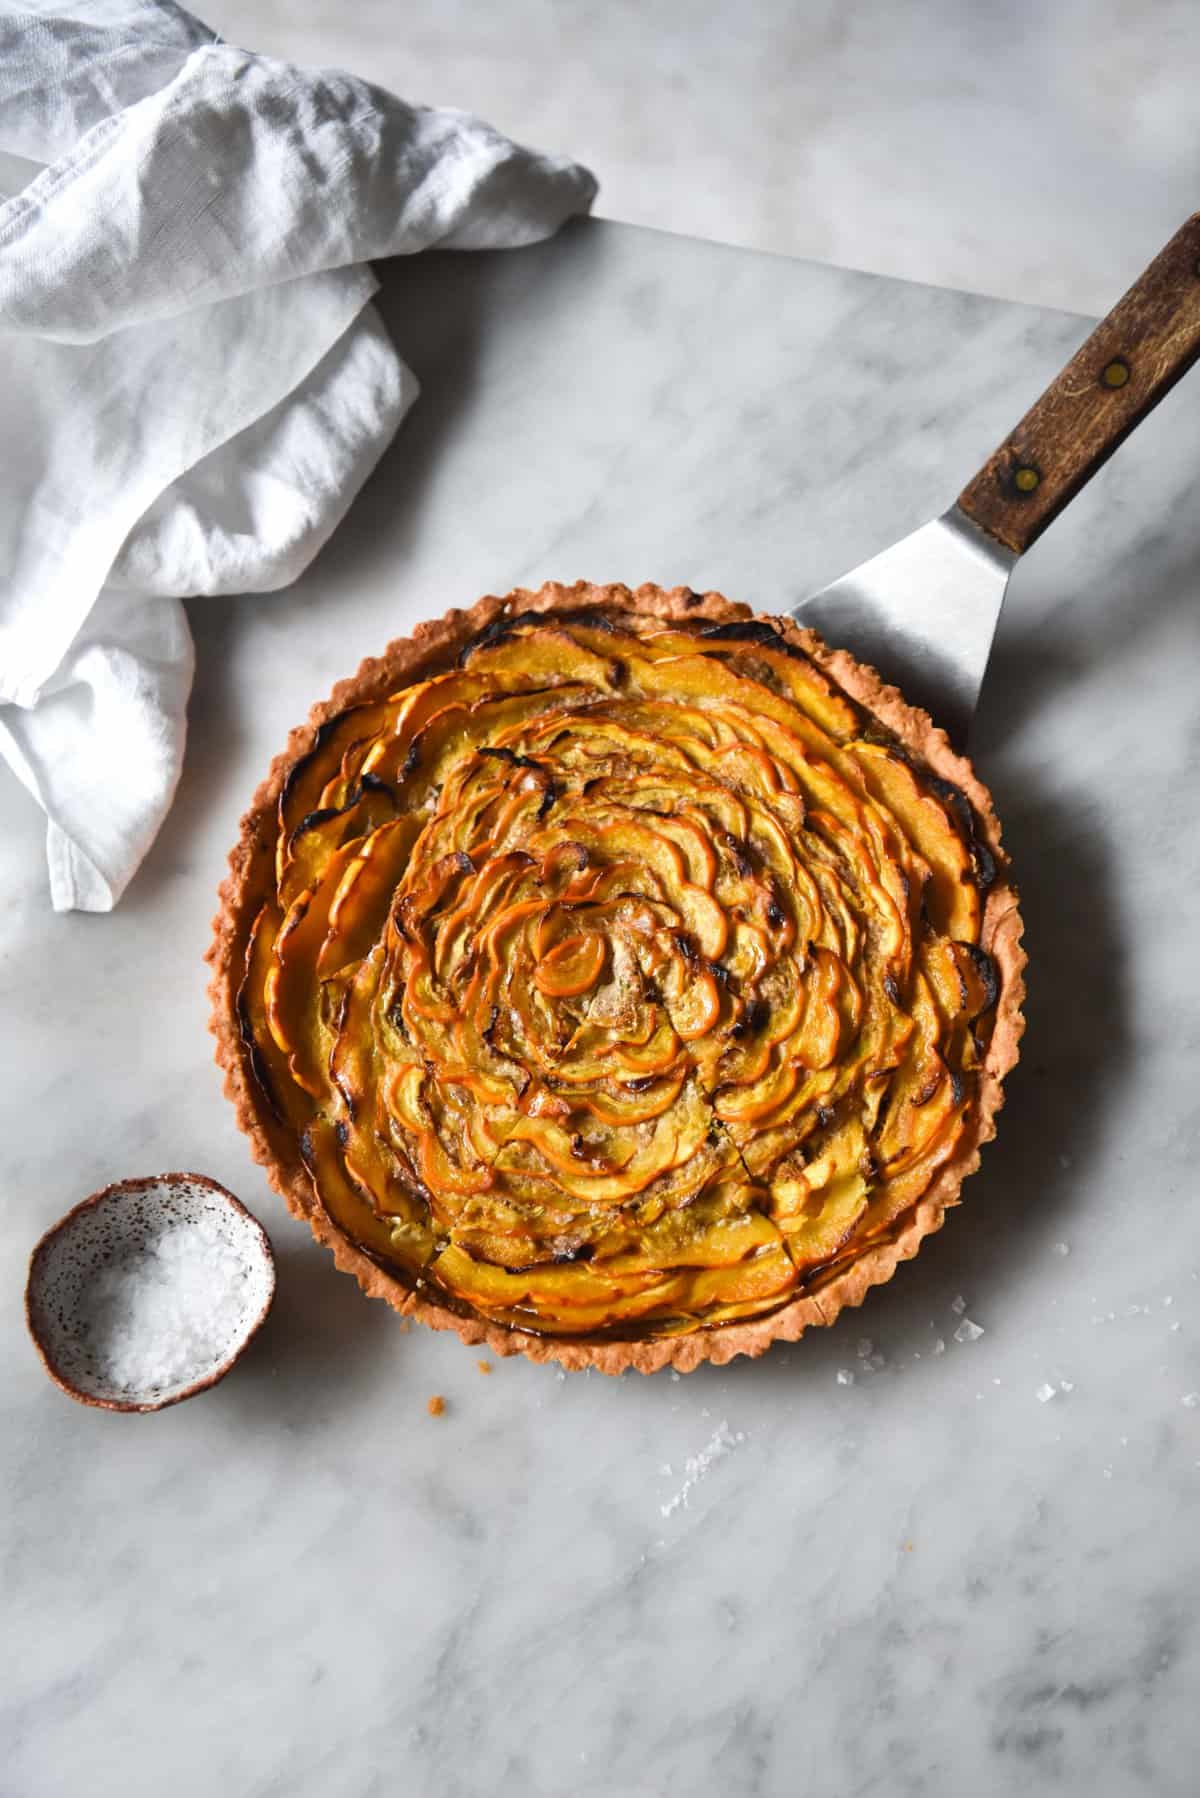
[215,591,1021,1353]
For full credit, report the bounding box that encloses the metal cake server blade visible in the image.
[795,507,1015,749]
[790,211,1200,746]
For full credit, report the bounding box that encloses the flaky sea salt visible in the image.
[660,1421,743,1517]
[930,1337,946,1357]
[1181,1393,1200,1409]
[1036,1382,1057,1403]
[836,1367,855,1386]
[950,1294,967,1316]
[954,1318,984,1344]
[1053,1242,1071,1257]
[83,1219,253,1395]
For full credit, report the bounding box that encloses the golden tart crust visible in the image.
[207,582,1025,1374]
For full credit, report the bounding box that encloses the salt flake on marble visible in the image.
[659,1420,741,1518]
[954,1318,985,1344]
[836,1368,855,1386]
[1060,1379,1075,1393]
[1053,1242,1071,1257]
[1171,1322,1182,1334]
[950,1295,967,1316]
[930,1337,946,1357]
[1181,1393,1200,1409]
[1036,1382,1057,1403]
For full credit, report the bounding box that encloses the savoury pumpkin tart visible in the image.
[208,582,1024,1373]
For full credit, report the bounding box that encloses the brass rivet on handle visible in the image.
[1101,357,1130,389]
[1013,465,1040,494]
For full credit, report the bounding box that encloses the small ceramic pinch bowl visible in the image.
[25,1173,276,1412]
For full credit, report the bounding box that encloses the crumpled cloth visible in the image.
[0,1,596,909]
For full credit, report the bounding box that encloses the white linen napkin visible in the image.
[0,1,597,910]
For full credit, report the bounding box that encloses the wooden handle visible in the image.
[957,213,1200,555]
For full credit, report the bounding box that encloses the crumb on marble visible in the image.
[427,1394,446,1417]
[476,1359,492,1375]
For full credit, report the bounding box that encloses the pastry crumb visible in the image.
[427,1394,446,1417]
[476,1359,492,1374]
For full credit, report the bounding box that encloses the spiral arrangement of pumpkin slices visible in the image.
[236,608,1000,1339]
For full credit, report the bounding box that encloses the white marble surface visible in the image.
[5,218,1200,1796]
[201,0,1200,317]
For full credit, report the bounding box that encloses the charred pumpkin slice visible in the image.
[213,587,1021,1364]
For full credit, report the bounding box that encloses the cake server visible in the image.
[793,213,1200,745]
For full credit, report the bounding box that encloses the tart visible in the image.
[208,582,1024,1373]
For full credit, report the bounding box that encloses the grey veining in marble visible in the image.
[4,218,1200,1798]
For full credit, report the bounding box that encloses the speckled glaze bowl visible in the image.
[25,1173,276,1413]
